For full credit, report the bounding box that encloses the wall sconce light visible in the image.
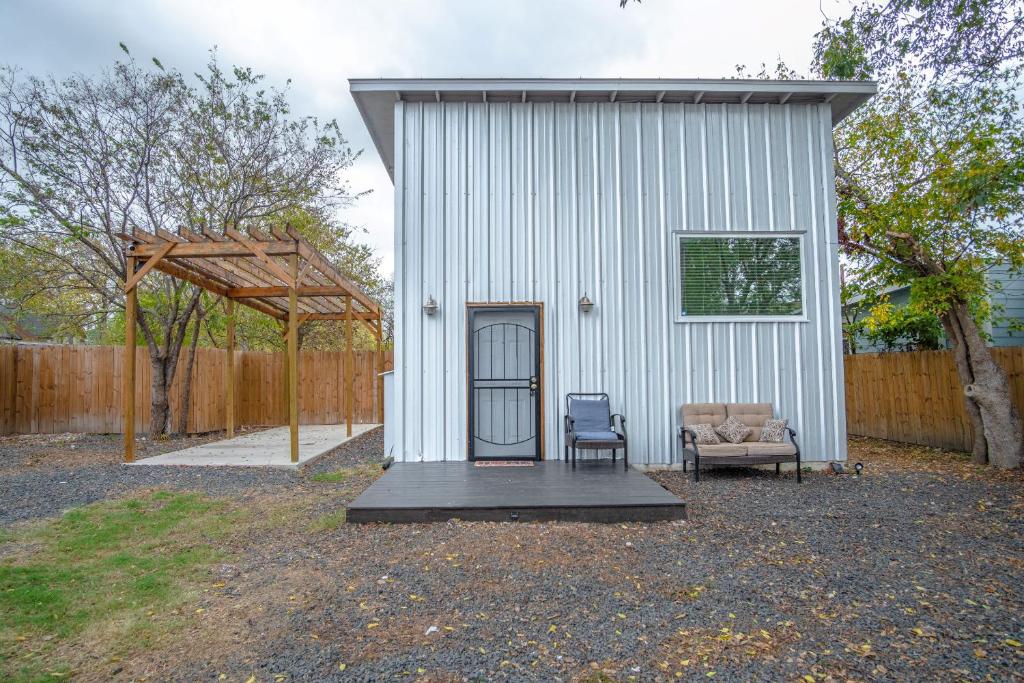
[578,294,594,314]
[422,295,439,316]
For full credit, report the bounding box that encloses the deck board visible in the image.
[347,461,686,523]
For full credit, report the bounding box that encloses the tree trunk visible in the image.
[148,351,171,439]
[176,310,203,435]
[137,288,203,439]
[941,303,1023,468]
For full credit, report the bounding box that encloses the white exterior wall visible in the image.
[392,100,847,464]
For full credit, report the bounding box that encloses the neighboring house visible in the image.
[351,78,876,465]
[844,263,1024,353]
[0,303,60,342]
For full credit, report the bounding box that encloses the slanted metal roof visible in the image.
[349,77,877,180]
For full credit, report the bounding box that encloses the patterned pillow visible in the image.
[760,418,788,443]
[715,416,751,444]
[685,423,720,446]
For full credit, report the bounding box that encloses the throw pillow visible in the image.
[760,418,788,443]
[685,423,720,446]
[715,415,751,444]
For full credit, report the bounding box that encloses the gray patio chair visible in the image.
[564,393,627,469]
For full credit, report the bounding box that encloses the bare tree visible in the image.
[0,48,364,436]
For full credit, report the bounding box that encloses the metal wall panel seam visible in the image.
[764,106,775,229]
[393,101,406,459]
[803,107,828,457]
[744,106,753,231]
[783,106,805,445]
[818,104,846,459]
[657,105,673,463]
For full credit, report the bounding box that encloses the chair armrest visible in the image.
[564,415,575,433]
[610,413,626,435]
[679,427,699,450]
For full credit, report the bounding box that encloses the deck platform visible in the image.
[347,460,686,523]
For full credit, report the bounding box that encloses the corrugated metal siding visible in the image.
[393,101,848,463]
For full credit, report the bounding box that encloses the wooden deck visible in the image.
[347,461,686,523]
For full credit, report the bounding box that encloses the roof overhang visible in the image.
[350,78,877,181]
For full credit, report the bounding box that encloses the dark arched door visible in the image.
[468,306,541,460]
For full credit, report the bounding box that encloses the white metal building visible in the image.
[351,78,876,465]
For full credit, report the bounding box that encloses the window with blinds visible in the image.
[677,234,803,318]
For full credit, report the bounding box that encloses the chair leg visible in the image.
[572,445,576,469]
[623,442,628,470]
[612,448,616,464]
[683,459,687,473]
[563,444,567,463]
[776,463,781,475]
[694,452,700,482]
[796,455,802,483]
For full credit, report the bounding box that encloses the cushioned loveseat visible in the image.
[677,402,801,482]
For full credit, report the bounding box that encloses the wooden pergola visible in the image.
[120,225,383,464]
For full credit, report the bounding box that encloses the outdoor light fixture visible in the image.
[854,462,864,476]
[423,296,439,316]
[578,294,594,313]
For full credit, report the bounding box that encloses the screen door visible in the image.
[467,306,541,460]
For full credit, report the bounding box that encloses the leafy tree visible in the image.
[0,48,367,436]
[848,300,946,354]
[818,2,1024,467]
[840,277,946,354]
[814,0,1023,85]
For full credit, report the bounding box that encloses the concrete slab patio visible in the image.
[128,424,379,469]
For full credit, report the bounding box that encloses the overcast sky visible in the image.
[0,0,853,277]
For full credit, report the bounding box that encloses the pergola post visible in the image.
[345,294,354,437]
[225,298,235,438]
[288,253,299,463]
[281,320,288,432]
[376,317,384,424]
[123,256,137,463]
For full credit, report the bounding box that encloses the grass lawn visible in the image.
[0,492,244,682]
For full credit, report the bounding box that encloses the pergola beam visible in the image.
[286,225,380,315]
[225,228,296,287]
[146,259,287,320]
[124,242,176,292]
[130,240,298,258]
[226,286,376,301]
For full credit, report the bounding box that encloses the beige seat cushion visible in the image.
[744,442,797,457]
[693,443,748,457]
[726,403,774,441]
[681,403,726,427]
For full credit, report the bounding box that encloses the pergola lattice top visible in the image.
[118,224,383,465]
[119,225,380,330]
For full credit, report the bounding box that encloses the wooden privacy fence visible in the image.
[0,343,392,435]
[844,348,1024,452]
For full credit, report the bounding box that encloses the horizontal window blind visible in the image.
[679,236,803,317]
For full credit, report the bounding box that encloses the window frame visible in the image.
[672,230,809,323]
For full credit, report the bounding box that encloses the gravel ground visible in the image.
[0,427,384,525]
[155,438,1020,683]
[3,431,1022,681]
